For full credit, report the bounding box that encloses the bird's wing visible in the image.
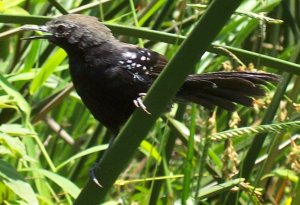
[117,45,168,82]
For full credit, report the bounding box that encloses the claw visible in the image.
[133,93,151,115]
[89,164,103,188]
[89,137,115,188]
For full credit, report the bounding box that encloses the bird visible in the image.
[22,14,279,135]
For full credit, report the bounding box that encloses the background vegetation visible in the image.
[0,0,300,204]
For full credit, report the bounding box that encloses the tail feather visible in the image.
[197,72,279,83]
[203,78,266,96]
[182,96,216,110]
[194,92,237,111]
[206,88,254,107]
[177,71,279,110]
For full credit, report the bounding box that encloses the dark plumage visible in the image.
[22,14,279,134]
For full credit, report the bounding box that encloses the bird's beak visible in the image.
[20,25,52,40]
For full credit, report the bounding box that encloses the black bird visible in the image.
[22,14,279,134]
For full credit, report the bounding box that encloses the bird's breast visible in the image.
[68,56,148,130]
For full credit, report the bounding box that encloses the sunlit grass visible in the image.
[0,0,299,204]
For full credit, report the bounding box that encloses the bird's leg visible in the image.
[133,93,151,115]
[89,135,116,187]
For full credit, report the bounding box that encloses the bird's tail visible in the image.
[177,71,280,110]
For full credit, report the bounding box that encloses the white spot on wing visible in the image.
[123,52,132,58]
[131,53,137,59]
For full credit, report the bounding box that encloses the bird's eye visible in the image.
[56,24,67,33]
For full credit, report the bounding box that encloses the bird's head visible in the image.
[22,14,115,51]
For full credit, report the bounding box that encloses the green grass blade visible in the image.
[30,48,66,95]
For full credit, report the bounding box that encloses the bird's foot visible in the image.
[89,164,103,188]
[89,137,115,188]
[133,93,151,115]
